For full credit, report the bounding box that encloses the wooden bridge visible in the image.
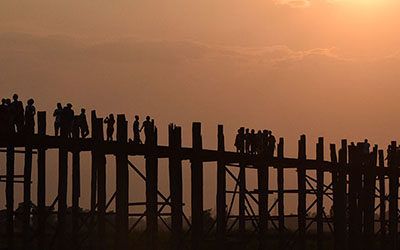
[1,110,399,250]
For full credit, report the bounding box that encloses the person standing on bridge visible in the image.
[141,116,154,145]
[245,128,251,154]
[53,103,63,136]
[104,114,115,141]
[10,94,24,134]
[79,108,89,138]
[234,127,245,153]
[24,98,36,135]
[133,115,142,144]
[267,130,276,158]
[0,99,10,137]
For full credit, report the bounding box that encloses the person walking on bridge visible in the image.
[11,94,24,134]
[133,115,142,144]
[53,103,62,136]
[24,98,36,135]
[79,108,89,138]
[141,116,154,145]
[104,114,115,141]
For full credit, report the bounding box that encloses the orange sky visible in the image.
[1,0,400,213]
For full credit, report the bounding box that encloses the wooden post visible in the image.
[363,145,376,249]
[72,120,81,248]
[348,143,362,250]
[257,155,268,249]
[316,137,324,250]
[116,115,129,250]
[23,132,33,249]
[95,117,106,249]
[90,111,98,213]
[277,138,285,250]
[336,140,347,249]
[378,150,386,250]
[191,122,203,250]
[6,145,15,250]
[388,141,398,250]
[297,135,306,250]
[216,125,226,248]
[57,129,69,250]
[37,111,47,249]
[169,124,183,249]
[146,125,158,250]
[330,144,338,250]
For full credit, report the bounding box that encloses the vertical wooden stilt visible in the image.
[216,125,226,248]
[348,143,362,250]
[146,126,158,250]
[6,145,15,250]
[297,135,307,250]
[37,111,47,249]
[57,133,68,250]
[191,122,203,250]
[116,115,129,250]
[72,122,81,249]
[169,124,183,249]
[23,137,33,249]
[95,117,106,250]
[90,111,98,213]
[316,137,324,250]
[257,156,268,250]
[337,140,347,249]
[388,141,398,250]
[378,150,386,250]
[238,161,246,235]
[363,145,376,249]
[277,138,285,250]
[330,144,339,250]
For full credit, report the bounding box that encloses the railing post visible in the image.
[169,124,183,249]
[37,111,47,249]
[116,115,129,250]
[297,135,306,250]
[216,125,226,248]
[191,122,203,250]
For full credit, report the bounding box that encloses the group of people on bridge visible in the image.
[0,94,36,137]
[53,104,156,144]
[235,127,276,157]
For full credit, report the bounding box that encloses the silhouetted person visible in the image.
[24,99,36,135]
[11,94,24,134]
[245,128,251,153]
[234,127,245,153]
[72,115,81,139]
[141,116,153,144]
[363,139,370,155]
[133,115,142,144]
[0,99,9,137]
[53,103,63,136]
[250,129,256,154]
[256,130,263,154]
[267,130,276,158]
[60,103,74,138]
[79,108,89,138]
[104,114,115,141]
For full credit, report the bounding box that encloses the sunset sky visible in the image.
[1,0,400,212]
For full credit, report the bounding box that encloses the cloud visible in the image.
[274,0,311,8]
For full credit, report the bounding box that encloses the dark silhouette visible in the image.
[234,127,245,153]
[11,94,24,134]
[245,128,250,153]
[79,108,89,138]
[267,130,276,158]
[140,116,153,144]
[104,114,115,141]
[24,99,36,135]
[250,129,256,154]
[133,115,142,144]
[0,99,9,137]
[61,103,74,138]
[53,103,63,136]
